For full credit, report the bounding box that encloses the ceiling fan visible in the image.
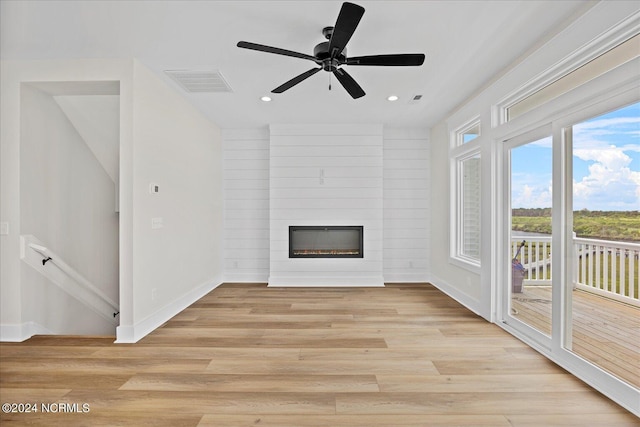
[237,2,425,99]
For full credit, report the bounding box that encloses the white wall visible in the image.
[122,60,223,341]
[222,129,270,283]
[429,121,482,312]
[19,84,118,335]
[383,128,430,282]
[268,124,384,286]
[222,125,432,285]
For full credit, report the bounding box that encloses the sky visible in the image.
[511,101,640,211]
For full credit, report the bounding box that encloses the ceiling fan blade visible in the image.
[328,2,365,59]
[333,68,365,99]
[237,41,319,63]
[346,53,426,66]
[272,68,322,93]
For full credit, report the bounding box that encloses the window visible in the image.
[460,153,481,260]
[455,119,481,146]
[450,119,482,269]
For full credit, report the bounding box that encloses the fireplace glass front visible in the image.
[289,226,363,258]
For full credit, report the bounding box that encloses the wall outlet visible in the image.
[151,217,163,229]
[0,222,8,235]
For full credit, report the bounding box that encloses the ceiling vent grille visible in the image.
[165,70,233,93]
[409,94,423,104]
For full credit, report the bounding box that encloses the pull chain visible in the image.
[329,73,332,91]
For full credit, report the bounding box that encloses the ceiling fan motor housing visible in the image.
[314,40,346,72]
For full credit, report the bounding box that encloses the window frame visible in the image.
[450,117,482,272]
[494,17,639,126]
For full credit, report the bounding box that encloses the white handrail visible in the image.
[21,235,119,322]
[511,234,639,307]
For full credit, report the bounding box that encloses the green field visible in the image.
[511,209,640,242]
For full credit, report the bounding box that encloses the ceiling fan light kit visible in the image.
[237,2,425,99]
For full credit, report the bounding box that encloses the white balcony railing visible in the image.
[511,234,639,307]
[574,237,639,306]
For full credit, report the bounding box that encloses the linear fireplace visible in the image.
[289,226,363,258]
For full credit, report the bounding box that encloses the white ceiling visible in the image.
[1,1,593,129]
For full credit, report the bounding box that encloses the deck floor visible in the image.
[512,286,640,389]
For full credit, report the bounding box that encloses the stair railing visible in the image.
[21,235,119,323]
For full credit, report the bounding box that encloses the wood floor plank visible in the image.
[120,373,379,393]
[0,413,202,427]
[335,391,630,415]
[62,390,337,415]
[376,373,592,393]
[205,358,439,375]
[1,282,636,426]
[197,414,513,427]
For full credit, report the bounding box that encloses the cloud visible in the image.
[572,112,640,210]
[512,181,552,208]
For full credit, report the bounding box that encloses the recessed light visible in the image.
[260,96,272,102]
[387,95,399,101]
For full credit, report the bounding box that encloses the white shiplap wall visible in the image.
[223,129,270,282]
[383,128,430,282]
[268,124,384,286]
[223,126,431,285]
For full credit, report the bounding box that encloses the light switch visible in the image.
[0,222,8,235]
[151,217,163,229]
[149,182,160,194]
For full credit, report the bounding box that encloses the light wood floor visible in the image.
[1,283,638,426]
[512,286,640,388]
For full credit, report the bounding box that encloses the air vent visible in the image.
[165,70,233,93]
[409,94,423,104]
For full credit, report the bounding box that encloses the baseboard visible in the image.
[428,273,483,318]
[223,273,269,283]
[268,276,385,287]
[115,278,222,343]
[383,272,430,283]
[0,321,53,342]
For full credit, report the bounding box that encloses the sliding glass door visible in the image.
[503,127,554,343]
[565,102,640,389]
[500,98,639,411]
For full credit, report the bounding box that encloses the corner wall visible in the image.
[1,58,224,342]
[120,60,223,341]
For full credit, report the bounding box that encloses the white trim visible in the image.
[450,116,481,149]
[223,273,270,283]
[428,274,483,319]
[268,276,384,287]
[450,147,482,271]
[496,11,640,124]
[0,322,54,342]
[115,278,222,343]
[384,273,431,283]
